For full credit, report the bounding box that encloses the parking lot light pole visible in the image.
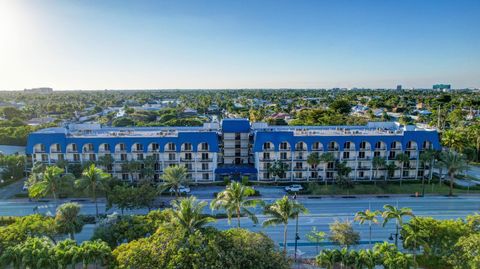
[293,193,299,262]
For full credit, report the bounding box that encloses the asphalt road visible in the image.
[1,195,479,257]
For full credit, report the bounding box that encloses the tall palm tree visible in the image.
[441,130,466,152]
[55,202,83,240]
[395,153,410,186]
[263,196,308,254]
[96,154,114,173]
[54,239,78,269]
[169,196,216,234]
[382,204,414,247]
[121,159,140,182]
[354,209,380,247]
[372,156,386,181]
[142,155,157,183]
[320,153,336,185]
[419,150,436,196]
[358,249,378,269]
[28,166,73,205]
[307,152,321,180]
[437,151,468,196]
[75,164,110,217]
[211,182,263,227]
[160,165,189,198]
[402,222,430,268]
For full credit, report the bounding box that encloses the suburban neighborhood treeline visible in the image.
[0,89,479,162]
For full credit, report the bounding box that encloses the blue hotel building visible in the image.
[26,119,441,182]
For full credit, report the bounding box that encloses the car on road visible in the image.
[285,184,303,192]
[169,185,191,194]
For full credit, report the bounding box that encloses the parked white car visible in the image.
[285,184,303,192]
[169,185,191,194]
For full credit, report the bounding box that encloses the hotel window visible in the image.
[297,152,303,160]
[359,171,364,178]
[326,172,333,178]
[375,142,384,150]
[312,142,321,150]
[389,151,396,159]
[89,154,96,161]
[122,174,129,180]
[403,161,410,168]
[119,144,126,151]
[167,143,176,151]
[201,143,209,151]
[374,151,380,157]
[344,142,351,150]
[203,173,210,180]
[403,170,409,177]
[263,152,270,160]
[343,151,350,159]
[263,142,271,150]
[121,154,127,161]
[154,163,160,171]
[41,154,48,162]
[183,143,192,151]
[184,163,192,170]
[73,154,80,162]
[327,162,334,169]
[358,151,365,159]
[295,172,302,179]
[103,144,110,151]
[184,153,192,160]
[360,141,367,150]
[168,153,176,161]
[311,171,318,178]
[264,172,270,179]
[71,144,77,151]
[417,170,424,177]
[295,162,303,169]
[405,151,411,157]
[328,142,338,151]
[202,163,209,170]
[280,152,288,160]
[280,142,289,150]
[390,142,399,150]
[151,143,159,151]
[135,144,143,151]
[153,153,159,160]
[137,154,144,160]
[202,153,209,160]
[58,154,64,161]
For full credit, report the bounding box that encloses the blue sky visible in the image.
[0,0,479,90]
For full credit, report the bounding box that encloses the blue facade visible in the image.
[252,130,441,152]
[221,119,251,133]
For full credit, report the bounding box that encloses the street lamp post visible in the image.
[293,193,300,262]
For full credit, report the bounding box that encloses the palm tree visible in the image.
[372,156,386,182]
[96,154,114,173]
[75,164,110,217]
[169,196,216,234]
[316,249,341,269]
[358,249,378,269]
[382,204,414,247]
[55,202,83,240]
[211,182,263,227]
[54,239,78,269]
[354,209,380,247]
[402,222,430,268]
[78,240,112,269]
[160,165,189,198]
[385,162,397,181]
[268,160,289,181]
[263,195,308,254]
[419,149,436,196]
[320,153,335,185]
[142,155,157,183]
[395,153,410,186]
[442,130,466,152]
[306,226,326,253]
[28,166,73,205]
[121,159,140,182]
[307,152,321,180]
[437,151,468,196]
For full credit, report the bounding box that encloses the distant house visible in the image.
[27,117,56,126]
[416,103,425,110]
[183,108,198,116]
[24,87,53,94]
[352,105,369,114]
[269,113,291,121]
[373,109,385,117]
